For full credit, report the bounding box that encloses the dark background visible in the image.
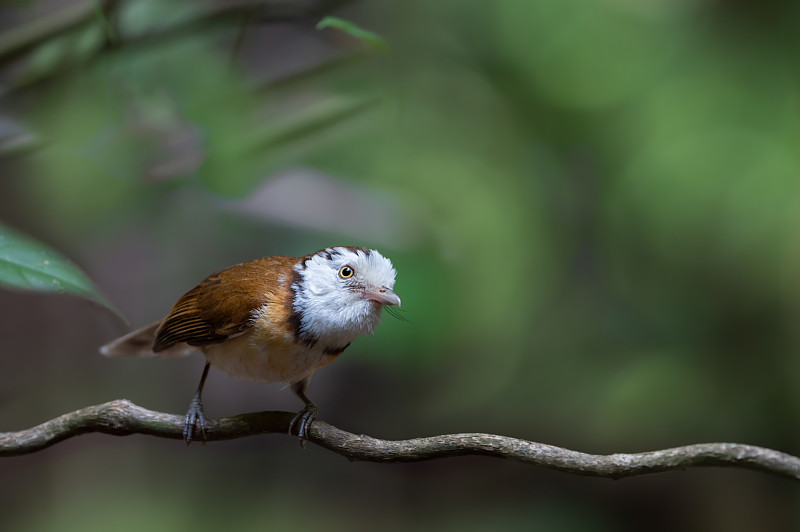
[1,0,800,530]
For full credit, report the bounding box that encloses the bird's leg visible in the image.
[184,362,211,446]
[289,378,317,447]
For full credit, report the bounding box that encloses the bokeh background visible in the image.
[2,0,800,530]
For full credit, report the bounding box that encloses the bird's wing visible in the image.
[153,257,294,352]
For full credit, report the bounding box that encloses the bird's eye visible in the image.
[338,265,355,279]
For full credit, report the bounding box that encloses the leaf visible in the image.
[316,16,388,49]
[0,221,125,321]
[201,96,376,196]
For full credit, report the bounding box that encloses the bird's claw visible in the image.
[289,403,318,447]
[183,397,206,446]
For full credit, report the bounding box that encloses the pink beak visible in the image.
[364,287,401,307]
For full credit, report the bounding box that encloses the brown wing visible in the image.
[153,256,296,352]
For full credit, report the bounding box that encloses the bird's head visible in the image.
[291,246,400,344]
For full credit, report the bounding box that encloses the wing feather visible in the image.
[152,257,295,352]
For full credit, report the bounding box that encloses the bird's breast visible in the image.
[201,332,317,383]
[200,301,343,383]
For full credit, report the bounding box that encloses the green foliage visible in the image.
[0,221,122,320]
[316,16,388,49]
[3,0,800,528]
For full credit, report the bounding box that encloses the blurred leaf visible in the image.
[71,21,105,59]
[0,1,94,62]
[27,33,68,77]
[93,2,118,44]
[316,16,388,49]
[0,221,124,321]
[259,96,376,151]
[20,22,105,87]
[201,96,376,196]
[118,0,202,39]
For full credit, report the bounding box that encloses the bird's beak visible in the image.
[364,286,401,307]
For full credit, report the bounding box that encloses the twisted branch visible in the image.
[1,399,798,480]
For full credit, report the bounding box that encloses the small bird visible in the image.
[100,246,400,445]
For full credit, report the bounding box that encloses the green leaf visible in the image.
[0,221,125,321]
[93,1,118,44]
[316,16,388,49]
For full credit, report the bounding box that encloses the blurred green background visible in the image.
[2,0,800,530]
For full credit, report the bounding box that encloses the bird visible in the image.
[100,246,400,445]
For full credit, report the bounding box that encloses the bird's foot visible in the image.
[289,402,318,447]
[183,397,206,446]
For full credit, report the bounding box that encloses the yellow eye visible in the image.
[338,265,355,279]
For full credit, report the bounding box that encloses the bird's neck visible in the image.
[291,284,382,348]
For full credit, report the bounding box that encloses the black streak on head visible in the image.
[339,246,371,257]
[312,246,372,264]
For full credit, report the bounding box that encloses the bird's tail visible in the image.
[100,321,196,358]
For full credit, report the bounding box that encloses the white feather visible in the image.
[292,247,397,347]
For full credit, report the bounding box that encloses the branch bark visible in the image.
[1,399,798,480]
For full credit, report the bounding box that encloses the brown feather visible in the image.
[153,256,298,352]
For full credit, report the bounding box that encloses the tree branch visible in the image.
[1,399,798,480]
